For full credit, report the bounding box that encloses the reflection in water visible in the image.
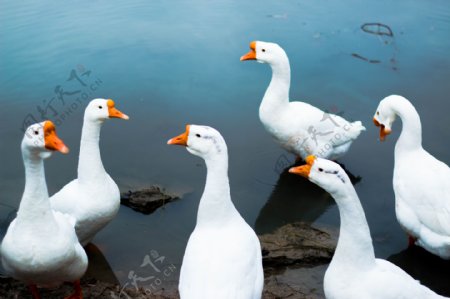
[84,243,119,285]
[388,246,450,296]
[255,161,360,234]
[0,204,17,275]
[254,166,333,235]
[0,204,16,237]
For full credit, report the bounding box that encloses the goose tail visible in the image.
[346,120,366,139]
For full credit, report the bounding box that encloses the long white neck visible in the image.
[330,185,376,271]
[196,152,238,227]
[260,54,291,118]
[78,117,107,183]
[16,149,57,229]
[389,97,423,156]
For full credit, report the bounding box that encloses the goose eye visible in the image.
[376,111,379,115]
[98,106,103,109]
[262,49,266,52]
[333,171,338,174]
[318,168,323,172]
[196,134,201,138]
[34,130,39,135]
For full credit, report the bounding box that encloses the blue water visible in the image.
[1,0,450,296]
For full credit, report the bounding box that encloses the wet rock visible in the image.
[258,222,337,299]
[0,276,179,299]
[263,265,328,299]
[259,222,337,276]
[121,186,179,214]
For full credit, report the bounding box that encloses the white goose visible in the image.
[1,121,87,299]
[290,156,448,299]
[241,41,365,160]
[168,125,264,299]
[373,95,450,259]
[50,98,129,246]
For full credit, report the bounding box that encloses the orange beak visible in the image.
[107,99,129,120]
[167,125,190,146]
[373,118,391,141]
[240,41,257,61]
[289,155,316,178]
[44,121,69,154]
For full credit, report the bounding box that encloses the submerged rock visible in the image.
[259,222,337,275]
[259,222,337,299]
[263,265,328,299]
[121,186,179,214]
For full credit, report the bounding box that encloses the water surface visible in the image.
[1,0,450,295]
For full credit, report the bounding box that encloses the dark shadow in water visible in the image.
[255,160,361,234]
[388,246,450,296]
[0,204,17,236]
[84,243,119,285]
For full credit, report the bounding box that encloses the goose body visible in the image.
[1,121,87,298]
[241,41,365,160]
[374,95,450,259]
[290,156,448,299]
[50,99,128,246]
[168,125,263,299]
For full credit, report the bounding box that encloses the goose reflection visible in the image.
[388,246,450,296]
[84,243,119,285]
[255,160,360,234]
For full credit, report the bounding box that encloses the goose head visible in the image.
[22,120,69,159]
[289,155,349,195]
[167,125,227,159]
[240,41,288,66]
[373,96,397,141]
[85,98,129,123]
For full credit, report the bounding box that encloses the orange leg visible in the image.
[408,235,417,247]
[64,280,83,299]
[28,284,41,299]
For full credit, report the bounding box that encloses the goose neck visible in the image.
[331,187,376,271]
[78,118,106,183]
[390,98,422,154]
[260,57,291,115]
[16,150,54,226]
[196,154,236,227]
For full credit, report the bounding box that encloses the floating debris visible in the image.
[266,13,288,19]
[121,186,179,214]
[361,22,394,37]
[351,53,381,64]
[351,22,398,70]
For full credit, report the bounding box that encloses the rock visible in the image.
[259,222,337,275]
[259,222,337,299]
[0,276,179,299]
[263,265,328,299]
[121,186,179,214]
